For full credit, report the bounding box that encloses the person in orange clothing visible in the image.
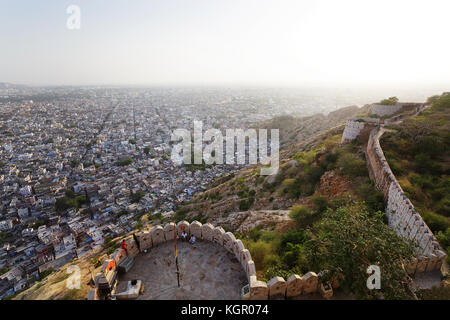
[107,260,115,271]
[121,239,128,255]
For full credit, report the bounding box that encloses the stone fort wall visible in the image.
[340,118,379,144]
[88,221,331,300]
[366,128,446,273]
[339,105,446,274]
[370,102,423,117]
[370,103,403,117]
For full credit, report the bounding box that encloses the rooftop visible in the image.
[120,240,247,300]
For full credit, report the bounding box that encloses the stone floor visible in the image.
[120,240,248,300]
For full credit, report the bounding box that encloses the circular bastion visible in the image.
[89,221,327,300]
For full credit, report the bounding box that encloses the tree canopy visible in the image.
[379,96,399,106]
[305,203,417,299]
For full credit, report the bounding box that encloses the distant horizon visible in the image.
[1,81,449,91]
[2,81,447,110]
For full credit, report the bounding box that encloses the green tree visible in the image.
[306,204,416,299]
[289,205,317,227]
[131,191,146,203]
[337,153,367,177]
[379,96,399,106]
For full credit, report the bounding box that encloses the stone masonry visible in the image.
[88,221,326,300]
[341,104,446,274]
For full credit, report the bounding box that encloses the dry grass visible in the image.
[14,254,102,300]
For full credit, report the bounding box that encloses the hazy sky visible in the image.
[1,0,450,87]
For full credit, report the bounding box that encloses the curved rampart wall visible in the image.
[366,128,446,273]
[88,221,331,300]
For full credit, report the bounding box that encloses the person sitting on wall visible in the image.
[189,234,196,244]
[181,230,188,242]
[121,239,128,255]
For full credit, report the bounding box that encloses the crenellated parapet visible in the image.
[88,220,328,300]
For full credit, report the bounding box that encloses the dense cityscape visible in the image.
[0,85,358,297]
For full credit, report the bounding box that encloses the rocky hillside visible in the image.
[258,105,369,150]
[173,124,376,233]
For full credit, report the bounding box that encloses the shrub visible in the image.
[322,152,338,170]
[289,206,316,227]
[436,197,450,217]
[175,207,189,222]
[39,269,54,280]
[115,158,133,166]
[432,93,450,111]
[414,153,442,175]
[131,191,146,203]
[263,182,275,193]
[421,210,450,233]
[264,265,304,282]
[237,190,247,198]
[281,178,302,198]
[312,195,328,213]
[263,254,280,269]
[305,166,324,185]
[436,228,450,249]
[281,243,307,268]
[293,151,316,166]
[413,136,446,159]
[379,96,399,106]
[273,171,285,186]
[300,183,315,196]
[355,181,385,212]
[337,153,367,177]
[65,189,75,198]
[279,229,309,252]
[248,226,263,241]
[246,241,273,270]
[239,199,250,211]
[306,203,416,299]
[260,230,278,243]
